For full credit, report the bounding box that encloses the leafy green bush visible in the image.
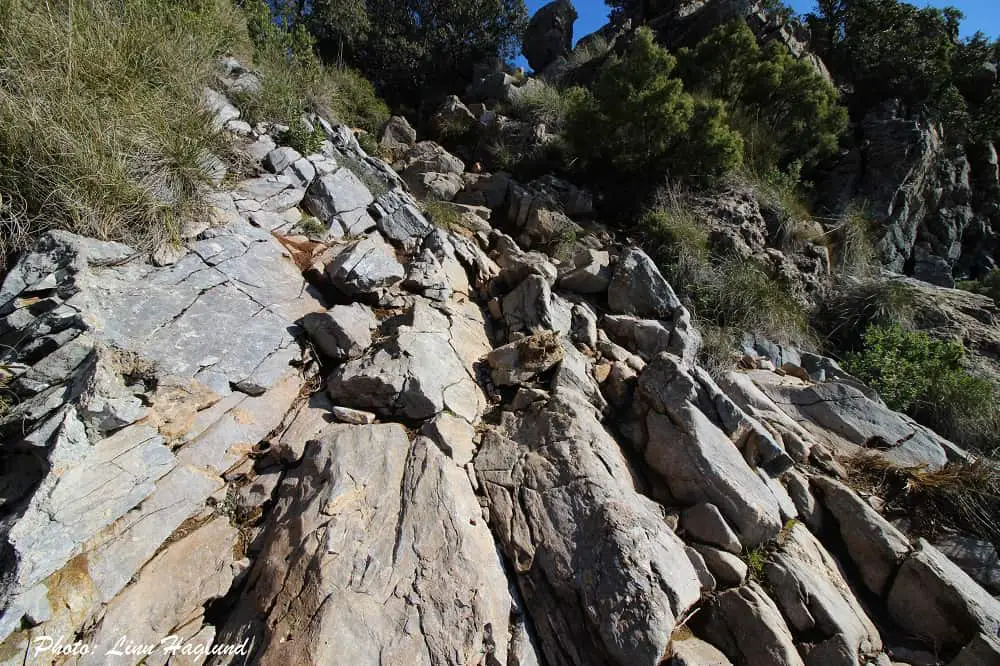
[0,0,249,268]
[678,21,848,171]
[846,324,1000,452]
[565,27,743,180]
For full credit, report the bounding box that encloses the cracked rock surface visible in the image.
[2,76,999,666]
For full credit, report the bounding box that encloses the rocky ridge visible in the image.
[0,64,998,666]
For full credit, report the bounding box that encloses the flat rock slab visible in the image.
[28,227,319,391]
[476,397,701,666]
[750,372,951,469]
[212,424,539,666]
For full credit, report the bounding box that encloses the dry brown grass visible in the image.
[847,451,1000,548]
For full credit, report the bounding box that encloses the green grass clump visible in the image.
[512,82,575,132]
[0,0,251,268]
[823,279,921,350]
[695,259,810,347]
[422,201,470,235]
[638,191,811,355]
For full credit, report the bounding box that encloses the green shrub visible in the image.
[0,0,250,268]
[678,21,848,171]
[512,82,575,132]
[565,27,743,180]
[846,324,1000,451]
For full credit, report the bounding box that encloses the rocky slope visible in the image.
[1,66,999,666]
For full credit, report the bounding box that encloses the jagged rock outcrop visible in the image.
[522,0,577,73]
[819,100,999,282]
[3,61,1000,666]
[476,396,701,665]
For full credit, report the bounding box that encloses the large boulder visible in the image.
[607,248,682,318]
[695,582,805,666]
[476,397,701,665]
[522,0,577,73]
[765,523,883,664]
[632,355,785,547]
[812,477,912,597]
[327,301,488,423]
[396,141,466,201]
[887,538,1000,651]
[303,166,376,237]
[324,233,405,299]
[212,424,542,665]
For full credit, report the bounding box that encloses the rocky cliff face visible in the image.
[1,69,999,666]
[818,101,1000,285]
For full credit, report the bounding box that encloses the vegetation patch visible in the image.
[0,0,249,269]
[846,324,1000,453]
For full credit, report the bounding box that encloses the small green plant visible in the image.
[695,259,811,347]
[281,121,326,156]
[356,131,378,156]
[744,546,767,581]
[422,201,463,232]
[846,324,963,412]
[295,216,327,237]
[548,227,579,264]
[778,518,798,545]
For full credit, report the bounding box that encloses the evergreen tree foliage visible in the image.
[565,28,743,180]
[678,21,848,170]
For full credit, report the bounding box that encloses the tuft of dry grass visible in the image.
[847,451,1000,549]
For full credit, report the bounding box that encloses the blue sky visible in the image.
[522,0,999,58]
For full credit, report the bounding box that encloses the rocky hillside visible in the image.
[2,49,1000,666]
